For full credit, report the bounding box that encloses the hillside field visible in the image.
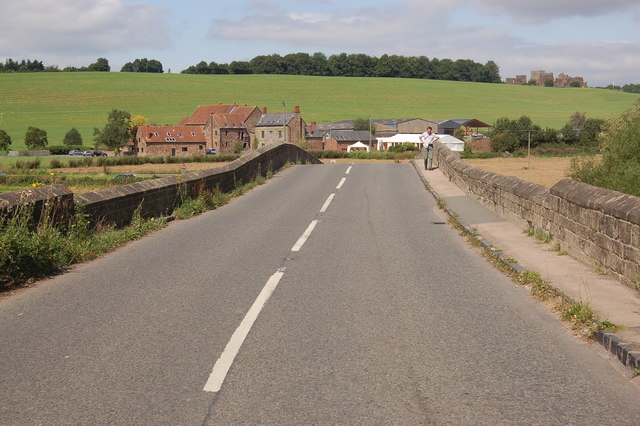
[1,72,638,149]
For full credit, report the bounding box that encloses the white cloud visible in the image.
[469,0,640,23]
[0,0,170,61]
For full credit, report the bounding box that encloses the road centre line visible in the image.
[203,268,286,393]
[320,193,335,213]
[291,220,318,252]
[203,170,348,393]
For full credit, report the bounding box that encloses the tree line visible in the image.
[181,52,502,83]
[0,58,163,73]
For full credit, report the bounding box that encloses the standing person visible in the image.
[419,127,439,170]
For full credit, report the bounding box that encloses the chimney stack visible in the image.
[262,106,267,114]
[293,105,300,114]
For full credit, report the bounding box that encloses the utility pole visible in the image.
[368,116,372,150]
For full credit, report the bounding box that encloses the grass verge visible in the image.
[1,167,281,292]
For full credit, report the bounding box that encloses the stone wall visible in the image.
[1,142,321,228]
[433,141,640,290]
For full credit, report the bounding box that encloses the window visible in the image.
[278,131,282,138]
[167,132,171,136]
[165,137,176,142]
[154,132,159,136]
[182,147,188,152]
[261,131,265,138]
[198,145,203,150]
[191,132,196,136]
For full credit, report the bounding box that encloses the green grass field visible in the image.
[1,72,638,149]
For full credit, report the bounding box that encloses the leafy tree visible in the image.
[283,53,314,75]
[490,133,518,152]
[87,58,110,72]
[63,128,83,145]
[131,115,148,128]
[570,99,640,196]
[483,61,501,83]
[579,118,605,144]
[228,61,252,74]
[569,112,587,130]
[352,117,374,134]
[0,129,12,151]
[311,52,329,76]
[544,79,554,87]
[121,58,163,73]
[25,127,48,149]
[93,109,132,151]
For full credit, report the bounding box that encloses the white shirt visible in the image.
[420,131,439,148]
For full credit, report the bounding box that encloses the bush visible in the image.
[570,99,640,196]
[490,133,518,152]
[13,159,41,170]
[388,143,419,153]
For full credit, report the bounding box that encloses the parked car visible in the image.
[93,150,108,157]
[114,173,136,179]
[68,149,83,156]
[205,148,217,155]
[82,150,94,157]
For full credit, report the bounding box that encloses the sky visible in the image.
[1,0,639,87]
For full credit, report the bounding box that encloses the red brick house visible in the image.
[179,103,262,153]
[133,126,207,157]
[324,130,376,152]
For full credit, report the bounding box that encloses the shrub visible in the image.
[490,133,518,152]
[570,99,640,196]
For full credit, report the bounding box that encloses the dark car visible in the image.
[114,173,136,179]
[93,150,108,157]
[205,148,217,155]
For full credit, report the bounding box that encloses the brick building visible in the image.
[179,104,262,153]
[324,130,376,151]
[133,126,207,157]
[255,105,306,147]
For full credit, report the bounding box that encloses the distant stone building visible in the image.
[531,70,554,86]
[506,71,587,88]
[555,73,587,88]
[506,75,527,85]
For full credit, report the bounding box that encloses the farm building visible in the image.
[324,130,376,151]
[179,103,262,153]
[424,119,491,136]
[133,126,207,157]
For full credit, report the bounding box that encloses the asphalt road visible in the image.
[1,163,640,424]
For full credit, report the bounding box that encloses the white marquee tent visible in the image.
[376,133,465,152]
[346,141,371,152]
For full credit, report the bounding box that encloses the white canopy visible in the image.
[436,134,465,152]
[376,133,465,152]
[376,134,422,151]
[346,141,371,152]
